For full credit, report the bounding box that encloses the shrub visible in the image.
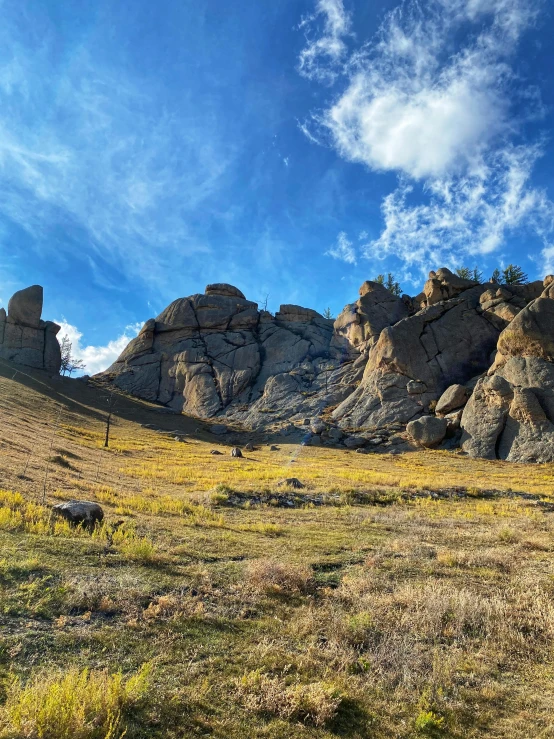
[0,490,77,538]
[240,522,285,537]
[246,559,312,594]
[0,663,151,739]
[237,670,343,727]
[414,709,445,735]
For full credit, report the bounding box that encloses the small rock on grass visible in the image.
[52,501,104,529]
[210,450,223,455]
[269,445,279,451]
[231,447,243,458]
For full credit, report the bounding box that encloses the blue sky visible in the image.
[0,0,553,371]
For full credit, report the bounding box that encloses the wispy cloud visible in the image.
[298,0,352,83]
[325,230,357,264]
[299,0,554,275]
[55,320,143,375]
[0,5,233,289]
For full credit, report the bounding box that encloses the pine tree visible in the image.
[502,264,528,285]
[374,273,402,297]
[323,307,334,320]
[455,266,483,282]
[490,268,502,283]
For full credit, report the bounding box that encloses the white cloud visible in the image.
[301,0,553,275]
[363,145,553,271]
[55,320,143,375]
[542,245,554,275]
[314,0,538,180]
[325,231,357,264]
[298,0,351,83]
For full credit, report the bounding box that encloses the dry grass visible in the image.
[236,670,344,727]
[2,364,554,736]
[246,558,313,594]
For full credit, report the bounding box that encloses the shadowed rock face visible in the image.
[0,285,61,373]
[102,284,348,425]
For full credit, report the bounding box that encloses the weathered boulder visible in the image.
[423,268,477,306]
[435,384,469,416]
[278,478,305,489]
[461,357,554,462]
[460,280,554,462]
[8,285,43,327]
[0,285,61,373]
[205,283,246,299]
[407,416,447,447]
[332,280,408,355]
[52,500,104,529]
[343,435,366,449]
[496,293,554,363]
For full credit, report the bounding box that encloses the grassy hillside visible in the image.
[1,361,554,737]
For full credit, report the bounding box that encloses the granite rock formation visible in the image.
[0,285,61,373]
[100,271,554,461]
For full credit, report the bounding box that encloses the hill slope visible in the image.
[1,361,554,737]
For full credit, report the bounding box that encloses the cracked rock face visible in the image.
[332,286,499,429]
[332,280,409,356]
[461,279,554,462]
[103,285,351,424]
[0,285,61,373]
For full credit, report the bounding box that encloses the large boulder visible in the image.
[205,283,246,299]
[407,416,447,447]
[8,285,43,327]
[461,278,554,462]
[0,285,61,373]
[461,358,554,462]
[423,268,477,306]
[435,384,469,416]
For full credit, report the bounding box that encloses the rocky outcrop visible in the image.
[102,283,357,427]
[461,278,554,462]
[332,286,499,429]
[101,271,552,463]
[424,268,477,306]
[0,285,61,373]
